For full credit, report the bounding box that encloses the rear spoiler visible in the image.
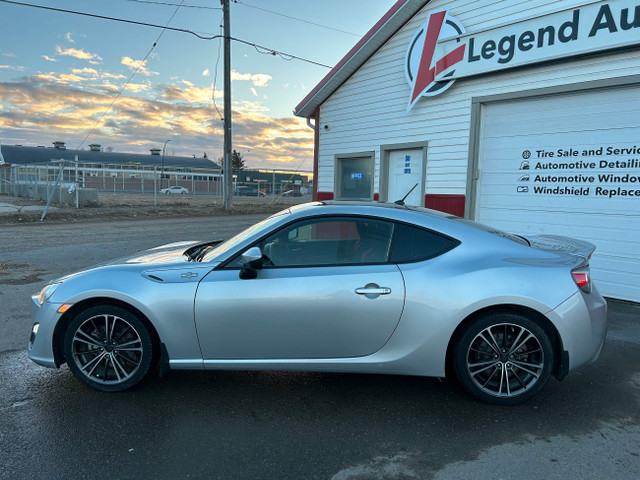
[524,234,596,264]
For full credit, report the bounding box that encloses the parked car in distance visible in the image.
[281,190,303,197]
[28,201,607,405]
[160,186,188,195]
[235,186,265,197]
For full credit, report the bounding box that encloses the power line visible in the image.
[0,0,220,40]
[231,37,331,69]
[127,0,221,10]
[0,0,331,68]
[236,0,361,37]
[76,1,187,150]
[128,0,362,37]
[211,21,224,121]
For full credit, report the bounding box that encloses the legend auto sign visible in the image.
[406,0,640,109]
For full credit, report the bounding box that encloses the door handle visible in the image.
[355,286,391,295]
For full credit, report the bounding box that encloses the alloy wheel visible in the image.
[465,322,545,398]
[70,313,144,385]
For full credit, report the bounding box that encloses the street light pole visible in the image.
[161,139,171,189]
[222,0,233,210]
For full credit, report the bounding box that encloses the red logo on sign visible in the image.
[406,11,466,111]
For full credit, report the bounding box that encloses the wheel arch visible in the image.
[52,297,161,368]
[444,304,565,380]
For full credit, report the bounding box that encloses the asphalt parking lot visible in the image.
[1,215,639,479]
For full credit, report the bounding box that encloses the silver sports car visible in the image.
[28,201,607,405]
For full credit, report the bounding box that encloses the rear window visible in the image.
[390,223,459,263]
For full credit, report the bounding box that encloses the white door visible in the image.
[475,85,640,302]
[387,149,424,206]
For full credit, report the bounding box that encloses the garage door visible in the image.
[475,85,640,302]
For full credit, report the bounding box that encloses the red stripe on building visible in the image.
[425,194,465,217]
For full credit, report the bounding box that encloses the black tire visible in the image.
[63,305,155,392]
[181,191,186,195]
[453,312,553,405]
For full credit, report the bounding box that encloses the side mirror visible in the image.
[239,246,263,280]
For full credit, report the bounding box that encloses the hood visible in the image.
[99,241,201,267]
[524,235,596,264]
[56,241,208,283]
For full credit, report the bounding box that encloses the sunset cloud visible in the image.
[55,46,103,64]
[72,67,99,77]
[121,56,158,76]
[231,70,272,87]
[0,76,313,169]
[0,65,25,71]
[42,55,57,62]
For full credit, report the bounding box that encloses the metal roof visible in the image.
[0,144,221,170]
[293,0,431,119]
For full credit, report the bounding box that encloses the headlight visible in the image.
[37,282,61,306]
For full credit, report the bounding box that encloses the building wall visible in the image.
[317,0,640,199]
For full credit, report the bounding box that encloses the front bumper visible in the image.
[28,295,64,369]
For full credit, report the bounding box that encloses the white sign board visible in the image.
[435,0,640,81]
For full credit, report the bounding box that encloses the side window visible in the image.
[390,223,459,263]
[260,217,394,268]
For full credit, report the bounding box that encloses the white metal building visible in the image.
[294,0,640,302]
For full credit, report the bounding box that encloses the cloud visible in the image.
[72,68,99,77]
[42,55,57,62]
[125,83,150,93]
[231,70,272,87]
[102,72,127,80]
[202,69,210,77]
[55,46,103,64]
[0,76,313,169]
[0,65,25,71]
[32,72,88,83]
[121,56,158,76]
[250,87,258,97]
[161,83,219,103]
[3,53,16,57]
[65,32,75,44]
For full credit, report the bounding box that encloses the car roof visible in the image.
[317,200,456,219]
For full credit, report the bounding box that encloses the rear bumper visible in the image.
[552,285,608,373]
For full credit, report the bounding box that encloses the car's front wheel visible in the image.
[63,305,155,392]
[454,313,553,405]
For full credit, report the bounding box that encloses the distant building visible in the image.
[0,141,220,173]
[0,141,222,194]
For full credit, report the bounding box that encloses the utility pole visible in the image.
[222,0,233,210]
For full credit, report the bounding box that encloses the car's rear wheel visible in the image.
[454,313,553,405]
[63,305,154,392]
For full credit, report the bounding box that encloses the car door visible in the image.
[194,216,406,360]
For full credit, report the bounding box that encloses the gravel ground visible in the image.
[0,192,308,224]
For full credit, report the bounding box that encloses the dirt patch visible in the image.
[0,261,48,285]
[0,192,306,225]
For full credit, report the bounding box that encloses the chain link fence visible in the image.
[0,163,310,208]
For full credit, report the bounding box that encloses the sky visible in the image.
[0,0,395,171]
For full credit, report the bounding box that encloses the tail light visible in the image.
[571,267,592,293]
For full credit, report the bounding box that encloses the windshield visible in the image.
[200,209,291,262]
